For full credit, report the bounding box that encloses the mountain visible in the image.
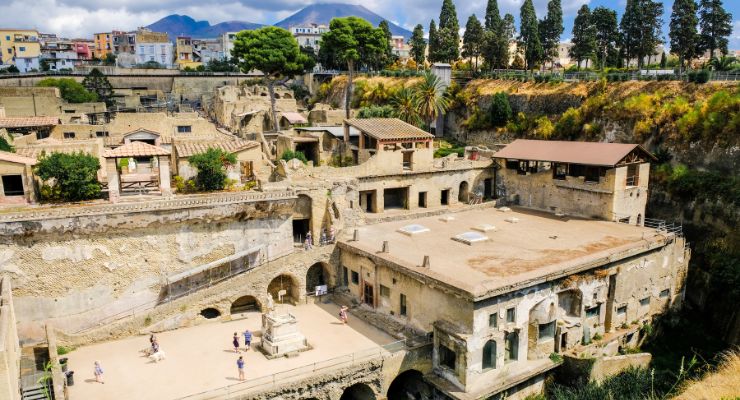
[275,4,413,38]
[146,15,264,40]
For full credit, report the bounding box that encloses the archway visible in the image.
[293,194,313,243]
[458,181,470,203]
[200,308,221,319]
[387,370,432,400]
[230,295,261,314]
[306,262,331,293]
[340,383,376,400]
[482,340,497,370]
[267,274,300,305]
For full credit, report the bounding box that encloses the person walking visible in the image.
[243,329,252,351]
[93,361,104,384]
[236,356,245,381]
[339,306,349,324]
[232,332,240,353]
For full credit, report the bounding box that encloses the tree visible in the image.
[0,137,13,152]
[102,53,116,66]
[205,58,238,72]
[320,17,386,119]
[378,20,396,69]
[637,0,664,68]
[484,0,502,31]
[37,78,98,103]
[34,152,101,202]
[413,71,450,130]
[511,54,525,69]
[698,0,733,59]
[570,5,597,68]
[6,65,19,73]
[709,55,738,71]
[428,20,440,63]
[670,0,699,74]
[539,0,564,70]
[482,0,511,70]
[437,0,461,63]
[232,26,314,143]
[489,92,512,126]
[592,7,619,69]
[82,68,113,106]
[409,24,427,67]
[462,14,485,70]
[660,51,667,68]
[189,148,237,191]
[501,14,516,67]
[519,0,543,70]
[390,87,423,126]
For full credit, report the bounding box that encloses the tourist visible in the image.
[339,306,349,324]
[150,339,160,355]
[243,329,252,351]
[232,332,240,353]
[306,231,313,246]
[94,361,104,384]
[304,236,312,251]
[329,226,335,243]
[149,334,156,345]
[237,356,245,381]
[320,230,327,246]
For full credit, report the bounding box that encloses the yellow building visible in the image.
[93,32,113,58]
[175,36,201,69]
[0,29,41,72]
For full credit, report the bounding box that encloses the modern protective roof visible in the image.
[295,126,360,138]
[280,112,308,124]
[494,139,656,167]
[344,118,434,141]
[174,139,259,158]
[0,150,36,165]
[0,116,60,128]
[104,141,170,158]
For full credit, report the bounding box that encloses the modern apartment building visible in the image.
[0,29,41,72]
[290,24,328,52]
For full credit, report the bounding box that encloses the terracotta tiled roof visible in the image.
[104,141,171,158]
[280,112,307,124]
[493,139,657,167]
[0,116,60,128]
[174,139,260,158]
[345,118,433,141]
[0,150,36,165]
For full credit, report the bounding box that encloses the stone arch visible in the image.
[306,262,332,293]
[267,273,300,305]
[283,92,293,99]
[200,307,221,319]
[341,383,376,400]
[274,93,282,99]
[230,295,261,314]
[458,181,470,203]
[482,340,497,370]
[387,370,432,400]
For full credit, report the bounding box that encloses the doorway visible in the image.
[484,178,493,199]
[441,189,450,205]
[384,187,408,210]
[363,283,374,307]
[360,190,376,213]
[418,191,427,208]
[292,219,309,243]
[1,175,24,196]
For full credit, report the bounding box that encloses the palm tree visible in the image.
[390,87,423,127]
[413,71,451,131]
[709,56,738,71]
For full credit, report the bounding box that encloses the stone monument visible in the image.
[260,294,309,358]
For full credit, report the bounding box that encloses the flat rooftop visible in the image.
[65,303,396,400]
[340,207,668,300]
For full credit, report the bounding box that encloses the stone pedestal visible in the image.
[260,312,309,358]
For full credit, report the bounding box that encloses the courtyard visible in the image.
[65,302,397,400]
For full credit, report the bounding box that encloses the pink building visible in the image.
[73,40,93,60]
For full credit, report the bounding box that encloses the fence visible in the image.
[452,69,740,83]
[172,340,409,400]
[643,218,683,236]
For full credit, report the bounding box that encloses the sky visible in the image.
[0,0,737,50]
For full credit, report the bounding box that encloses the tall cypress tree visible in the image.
[437,0,461,63]
[570,4,596,68]
[378,20,395,68]
[409,24,427,67]
[501,14,516,68]
[592,7,619,69]
[539,0,563,70]
[519,0,543,70]
[698,0,733,58]
[669,0,699,74]
[484,0,502,31]
[619,0,641,66]
[462,14,484,70]
[428,20,439,63]
[637,0,664,68]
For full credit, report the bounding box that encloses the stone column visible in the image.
[106,158,120,203]
[158,155,172,197]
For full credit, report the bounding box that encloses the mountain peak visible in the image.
[275,4,412,38]
[146,14,263,40]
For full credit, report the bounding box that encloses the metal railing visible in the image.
[172,339,409,400]
[643,218,683,236]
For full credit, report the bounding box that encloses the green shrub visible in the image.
[0,136,13,152]
[280,150,308,164]
[37,78,98,103]
[34,152,101,202]
[549,352,563,363]
[188,148,237,192]
[356,105,395,118]
[489,92,512,127]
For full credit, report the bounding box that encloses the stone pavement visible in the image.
[65,302,396,400]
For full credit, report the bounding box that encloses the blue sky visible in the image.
[0,0,737,50]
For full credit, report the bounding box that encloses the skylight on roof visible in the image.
[398,224,430,236]
[452,231,489,245]
[472,224,497,232]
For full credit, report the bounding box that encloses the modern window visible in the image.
[2,175,24,196]
[351,270,359,285]
[506,307,516,323]
[538,322,556,341]
[482,340,496,369]
[379,284,390,298]
[177,125,192,134]
[504,331,518,363]
[439,344,456,370]
[400,293,407,316]
[586,305,600,318]
[489,312,498,328]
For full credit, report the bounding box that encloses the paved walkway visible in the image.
[65,302,396,400]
